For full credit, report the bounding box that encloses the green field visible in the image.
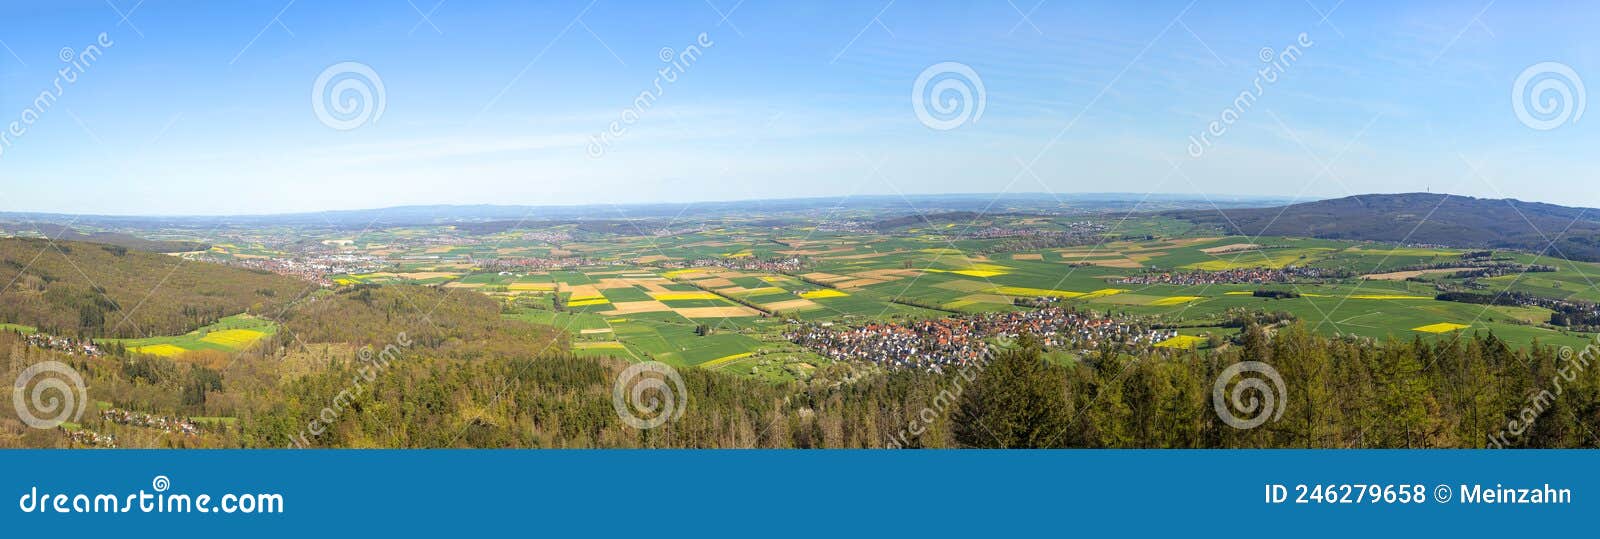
[107,314,278,358]
[0,323,37,334]
[305,216,1600,380]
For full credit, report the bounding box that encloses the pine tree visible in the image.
[954,335,1073,448]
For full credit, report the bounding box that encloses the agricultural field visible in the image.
[296,215,1600,379]
[10,200,1600,389]
[107,314,278,358]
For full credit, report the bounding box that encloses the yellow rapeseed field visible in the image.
[1414,322,1471,333]
[1155,335,1207,349]
[990,286,1084,299]
[130,344,188,357]
[699,352,754,369]
[200,329,267,349]
[1080,289,1126,299]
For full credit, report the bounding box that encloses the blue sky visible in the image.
[0,0,1596,215]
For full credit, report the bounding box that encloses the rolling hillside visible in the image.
[0,223,209,253]
[0,237,308,339]
[1167,193,1600,261]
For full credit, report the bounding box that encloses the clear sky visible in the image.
[0,0,1596,215]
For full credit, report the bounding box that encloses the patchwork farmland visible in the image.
[288,213,1600,383]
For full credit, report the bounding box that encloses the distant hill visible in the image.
[0,237,306,338]
[870,211,984,232]
[10,223,209,253]
[1166,193,1600,261]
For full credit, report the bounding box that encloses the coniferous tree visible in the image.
[954,335,1073,448]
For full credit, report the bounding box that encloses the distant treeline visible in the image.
[1435,291,1523,306]
[456,219,648,236]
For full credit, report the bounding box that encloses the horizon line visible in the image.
[0,191,1487,220]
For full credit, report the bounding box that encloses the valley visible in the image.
[5,193,1600,449]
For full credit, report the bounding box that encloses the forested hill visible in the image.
[5,223,209,253]
[0,237,307,339]
[1166,193,1600,261]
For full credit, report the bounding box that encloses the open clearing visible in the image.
[112,314,277,358]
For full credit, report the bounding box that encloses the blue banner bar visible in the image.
[1,450,1592,536]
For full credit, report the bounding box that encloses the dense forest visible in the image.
[5,223,210,253]
[0,238,305,338]
[6,284,1598,448]
[239,322,1600,449]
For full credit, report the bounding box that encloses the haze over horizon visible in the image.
[2,0,1596,215]
[0,190,1585,220]
[0,190,1305,218]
